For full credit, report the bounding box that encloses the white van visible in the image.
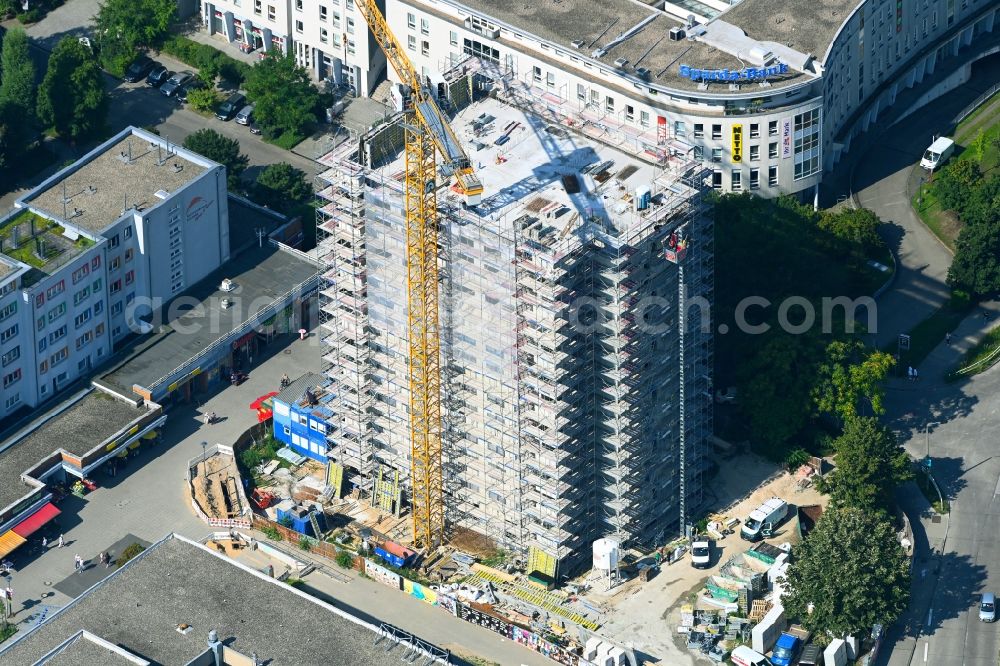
[920,136,955,170]
[741,497,788,541]
[731,645,772,666]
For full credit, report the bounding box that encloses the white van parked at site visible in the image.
[741,497,788,541]
[731,645,773,666]
[920,136,955,170]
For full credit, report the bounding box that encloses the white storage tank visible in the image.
[592,538,620,570]
[635,185,651,211]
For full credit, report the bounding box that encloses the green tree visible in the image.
[182,128,248,191]
[37,38,109,141]
[244,54,320,138]
[736,334,818,458]
[818,207,883,253]
[0,100,30,191]
[935,160,983,213]
[253,162,312,213]
[186,88,222,114]
[973,127,988,162]
[826,417,913,513]
[812,340,894,422]
[948,216,1000,297]
[94,0,175,75]
[781,507,910,638]
[0,28,36,120]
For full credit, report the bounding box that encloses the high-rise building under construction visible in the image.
[316,61,713,574]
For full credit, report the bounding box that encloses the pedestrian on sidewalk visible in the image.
[57,534,63,548]
[945,332,952,344]
[73,554,81,572]
[907,366,915,381]
[41,536,47,549]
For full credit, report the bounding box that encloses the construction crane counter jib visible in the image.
[356,0,483,205]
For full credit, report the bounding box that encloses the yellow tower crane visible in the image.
[354,0,483,550]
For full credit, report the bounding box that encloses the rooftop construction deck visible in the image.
[0,534,448,666]
[22,131,209,233]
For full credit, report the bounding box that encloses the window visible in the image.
[546,72,555,89]
[48,303,66,322]
[711,148,723,162]
[39,360,48,374]
[74,287,90,306]
[346,17,354,34]
[605,96,615,112]
[36,316,44,332]
[93,300,103,315]
[693,123,704,139]
[420,18,429,35]
[76,331,93,350]
[267,4,275,20]
[74,309,92,328]
[108,234,120,248]
[793,108,821,180]
[295,0,302,8]
[693,146,704,160]
[124,226,132,239]
[4,393,19,410]
[625,104,635,122]
[295,19,303,32]
[110,257,120,271]
[576,83,586,101]
[112,326,121,338]
[407,11,415,29]
[407,34,416,51]
[46,281,64,299]
[674,121,686,137]
[0,282,12,298]
[318,4,326,19]
[0,301,15,321]
[749,123,760,139]
[72,264,89,284]
[711,124,722,140]
[1,345,18,366]
[125,292,135,305]
[95,323,104,337]
[533,66,542,82]
[48,325,67,343]
[750,168,760,189]
[0,324,16,343]
[125,248,134,263]
[421,40,429,56]
[769,142,778,159]
[450,30,457,46]
[38,337,46,353]
[712,171,723,189]
[50,347,68,367]
[3,368,20,388]
[768,165,778,187]
[91,256,100,270]
[110,279,122,294]
[320,27,328,42]
[731,170,742,191]
[462,38,499,64]
[768,120,778,136]
[92,278,102,293]
[749,144,759,161]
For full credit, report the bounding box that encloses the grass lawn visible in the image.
[0,623,16,644]
[950,323,1000,379]
[264,130,307,151]
[914,470,949,514]
[888,303,969,370]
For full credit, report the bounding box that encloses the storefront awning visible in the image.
[12,502,61,538]
[0,531,26,558]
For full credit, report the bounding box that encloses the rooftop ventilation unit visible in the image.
[636,67,652,80]
[220,278,235,292]
[686,14,696,28]
[154,189,170,200]
[614,57,629,68]
[669,27,685,41]
[221,298,233,309]
[572,39,585,48]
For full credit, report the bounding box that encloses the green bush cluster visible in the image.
[160,36,251,85]
[239,436,280,472]
[261,525,282,541]
[116,542,146,567]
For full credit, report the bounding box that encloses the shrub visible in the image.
[116,542,146,567]
[187,88,222,113]
[950,288,972,311]
[160,36,251,86]
[261,525,282,541]
[785,447,811,470]
[298,536,313,551]
[335,550,355,569]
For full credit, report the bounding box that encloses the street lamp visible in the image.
[924,421,940,464]
[201,441,208,465]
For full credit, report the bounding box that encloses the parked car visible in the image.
[690,539,711,569]
[249,122,262,136]
[146,66,171,88]
[123,55,156,83]
[160,71,194,97]
[216,93,247,121]
[740,497,788,541]
[177,78,206,104]
[235,104,254,125]
[980,592,996,622]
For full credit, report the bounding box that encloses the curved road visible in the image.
[848,55,1000,666]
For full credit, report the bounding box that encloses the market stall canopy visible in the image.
[252,391,279,423]
[0,531,26,558]
[12,502,61,539]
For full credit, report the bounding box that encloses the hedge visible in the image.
[160,36,251,86]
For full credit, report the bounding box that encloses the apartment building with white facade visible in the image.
[0,127,228,421]
[238,0,998,198]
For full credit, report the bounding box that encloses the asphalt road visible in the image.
[847,54,1000,666]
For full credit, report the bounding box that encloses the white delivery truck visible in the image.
[741,497,789,541]
[920,136,955,170]
[731,645,773,666]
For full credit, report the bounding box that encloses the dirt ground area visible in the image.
[191,454,243,520]
[590,451,828,665]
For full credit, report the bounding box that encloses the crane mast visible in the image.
[354,0,481,549]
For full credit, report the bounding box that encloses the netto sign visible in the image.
[731,125,743,163]
[679,63,789,82]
